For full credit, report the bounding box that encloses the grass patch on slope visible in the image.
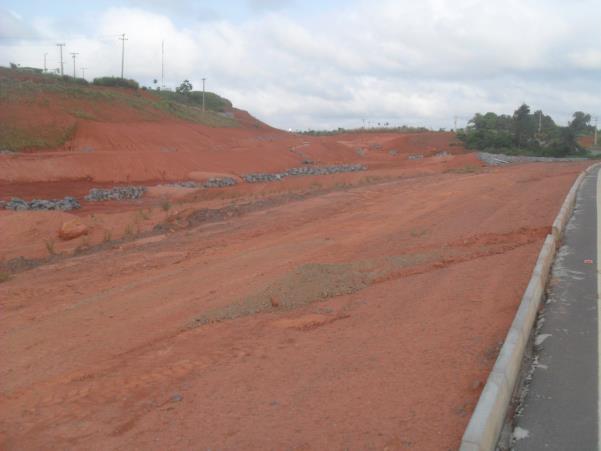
[0,123,77,151]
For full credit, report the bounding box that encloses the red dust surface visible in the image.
[0,157,589,450]
[0,71,592,449]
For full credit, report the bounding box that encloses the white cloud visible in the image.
[1,0,600,130]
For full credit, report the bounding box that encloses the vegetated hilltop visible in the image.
[0,66,249,152]
[457,103,596,157]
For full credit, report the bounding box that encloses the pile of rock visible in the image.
[85,186,146,202]
[478,151,588,166]
[408,154,424,160]
[202,177,238,188]
[242,173,286,183]
[243,164,367,183]
[2,196,80,211]
[167,177,238,189]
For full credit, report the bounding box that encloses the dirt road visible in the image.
[0,162,586,450]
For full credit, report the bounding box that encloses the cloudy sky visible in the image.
[1,0,600,130]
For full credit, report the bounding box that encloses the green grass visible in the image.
[152,98,238,127]
[70,109,97,120]
[0,123,77,151]
[445,165,482,174]
[155,90,232,112]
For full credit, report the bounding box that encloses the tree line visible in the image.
[457,104,594,157]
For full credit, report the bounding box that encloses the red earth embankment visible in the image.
[0,161,588,450]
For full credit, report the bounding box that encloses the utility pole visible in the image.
[161,40,165,89]
[454,115,458,131]
[119,33,128,79]
[56,43,65,76]
[202,78,206,112]
[43,53,48,72]
[595,116,598,146]
[538,111,542,134]
[70,52,79,78]
[81,67,87,80]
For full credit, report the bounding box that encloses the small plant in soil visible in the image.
[161,199,172,212]
[44,239,56,255]
[138,208,151,220]
[124,224,134,237]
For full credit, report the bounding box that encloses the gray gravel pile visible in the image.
[243,164,367,183]
[408,154,424,160]
[478,151,589,166]
[167,177,238,189]
[85,186,146,202]
[202,177,238,188]
[3,196,80,211]
[242,173,286,183]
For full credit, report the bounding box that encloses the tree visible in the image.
[548,126,581,157]
[176,79,193,95]
[513,103,535,148]
[570,111,592,133]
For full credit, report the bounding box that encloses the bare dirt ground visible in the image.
[0,159,587,450]
[0,130,466,263]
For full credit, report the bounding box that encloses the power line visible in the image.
[118,33,128,79]
[161,39,165,89]
[56,43,65,76]
[70,52,79,78]
[202,78,206,112]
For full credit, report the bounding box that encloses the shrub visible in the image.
[93,76,139,90]
[60,75,89,85]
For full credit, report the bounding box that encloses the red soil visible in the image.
[0,128,460,185]
[0,72,590,449]
[0,159,588,450]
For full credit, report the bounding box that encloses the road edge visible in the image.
[459,162,601,451]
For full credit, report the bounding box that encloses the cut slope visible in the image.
[0,67,239,151]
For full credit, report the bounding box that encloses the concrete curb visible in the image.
[459,162,601,451]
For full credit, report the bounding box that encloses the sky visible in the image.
[0,0,600,130]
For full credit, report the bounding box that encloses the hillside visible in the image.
[0,66,465,186]
[0,67,244,152]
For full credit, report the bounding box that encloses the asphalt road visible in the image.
[513,167,599,450]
